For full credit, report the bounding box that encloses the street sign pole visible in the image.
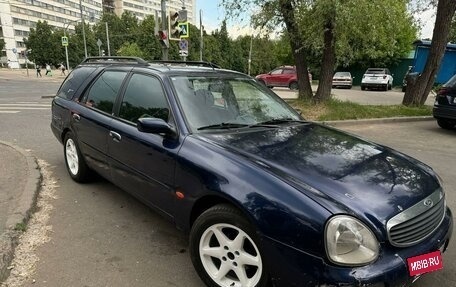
[63,30,69,73]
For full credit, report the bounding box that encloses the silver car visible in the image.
[332,72,353,89]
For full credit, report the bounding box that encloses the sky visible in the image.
[195,0,254,38]
[196,0,436,40]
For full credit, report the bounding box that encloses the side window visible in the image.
[119,74,170,123]
[57,66,96,99]
[270,69,283,75]
[283,69,295,74]
[85,71,127,114]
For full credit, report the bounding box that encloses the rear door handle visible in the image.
[109,131,121,142]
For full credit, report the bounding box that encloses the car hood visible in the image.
[197,123,439,232]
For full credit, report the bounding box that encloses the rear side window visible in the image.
[443,75,456,88]
[283,69,295,74]
[119,73,170,123]
[85,71,128,114]
[57,67,96,99]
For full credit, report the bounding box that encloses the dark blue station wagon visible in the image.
[51,57,452,287]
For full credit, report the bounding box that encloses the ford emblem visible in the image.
[424,199,433,207]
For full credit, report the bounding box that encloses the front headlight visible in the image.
[325,215,379,266]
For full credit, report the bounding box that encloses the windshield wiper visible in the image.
[250,118,308,127]
[197,122,249,131]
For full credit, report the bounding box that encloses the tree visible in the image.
[24,21,61,66]
[117,42,144,57]
[449,16,456,43]
[136,15,162,60]
[403,0,456,106]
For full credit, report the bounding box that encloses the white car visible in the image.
[361,68,394,91]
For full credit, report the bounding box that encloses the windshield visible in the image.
[443,74,456,88]
[170,76,300,132]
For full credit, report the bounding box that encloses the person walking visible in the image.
[36,64,42,77]
[45,63,52,76]
[60,63,66,76]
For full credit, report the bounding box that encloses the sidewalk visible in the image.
[0,68,67,82]
[0,141,41,282]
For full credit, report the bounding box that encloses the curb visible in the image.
[319,116,434,127]
[0,141,42,283]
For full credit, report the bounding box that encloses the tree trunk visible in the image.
[278,0,313,100]
[403,0,456,106]
[314,8,336,103]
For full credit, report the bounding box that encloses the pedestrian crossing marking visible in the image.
[0,102,51,114]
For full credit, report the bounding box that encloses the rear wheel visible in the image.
[437,119,455,130]
[64,132,91,182]
[383,84,388,91]
[289,81,299,90]
[190,204,270,287]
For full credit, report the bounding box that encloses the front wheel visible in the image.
[190,204,270,287]
[437,119,455,130]
[64,132,91,182]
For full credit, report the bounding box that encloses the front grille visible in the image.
[387,189,445,247]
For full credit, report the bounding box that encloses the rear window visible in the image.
[443,74,456,88]
[365,69,386,75]
[57,66,97,100]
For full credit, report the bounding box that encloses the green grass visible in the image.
[14,222,27,232]
[289,98,432,121]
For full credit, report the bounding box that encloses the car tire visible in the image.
[348,85,352,89]
[64,132,91,182]
[402,86,406,92]
[332,85,336,89]
[361,85,366,91]
[383,84,388,91]
[289,81,299,90]
[190,204,271,287]
[437,119,455,130]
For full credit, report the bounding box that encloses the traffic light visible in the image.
[158,30,170,48]
[169,11,181,40]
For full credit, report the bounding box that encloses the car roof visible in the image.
[76,56,247,77]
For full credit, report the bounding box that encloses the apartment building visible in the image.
[0,0,196,68]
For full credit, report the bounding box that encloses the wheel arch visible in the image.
[189,195,253,230]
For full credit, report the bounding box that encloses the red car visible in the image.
[255,66,312,90]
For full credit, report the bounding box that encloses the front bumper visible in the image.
[262,207,453,287]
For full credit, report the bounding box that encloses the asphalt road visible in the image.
[0,76,454,286]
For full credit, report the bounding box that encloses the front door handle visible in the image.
[109,131,121,142]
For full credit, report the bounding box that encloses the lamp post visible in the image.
[79,0,88,58]
[63,20,79,71]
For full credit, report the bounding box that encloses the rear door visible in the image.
[72,69,129,179]
[108,72,180,217]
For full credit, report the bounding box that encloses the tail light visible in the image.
[437,88,448,95]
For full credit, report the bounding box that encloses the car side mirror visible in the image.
[137,118,177,138]
[268,72,271,75]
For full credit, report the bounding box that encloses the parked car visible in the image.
[361,68,394,91]
[332,71,353,89]
[255,66,312,90]
[52,57,452,287]
[433,74,456,129]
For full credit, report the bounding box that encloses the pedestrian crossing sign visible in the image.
[61,36,68,46]
[178,22,189,38]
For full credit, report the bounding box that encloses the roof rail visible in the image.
[149,60,221,69]
[81,56,148,65]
